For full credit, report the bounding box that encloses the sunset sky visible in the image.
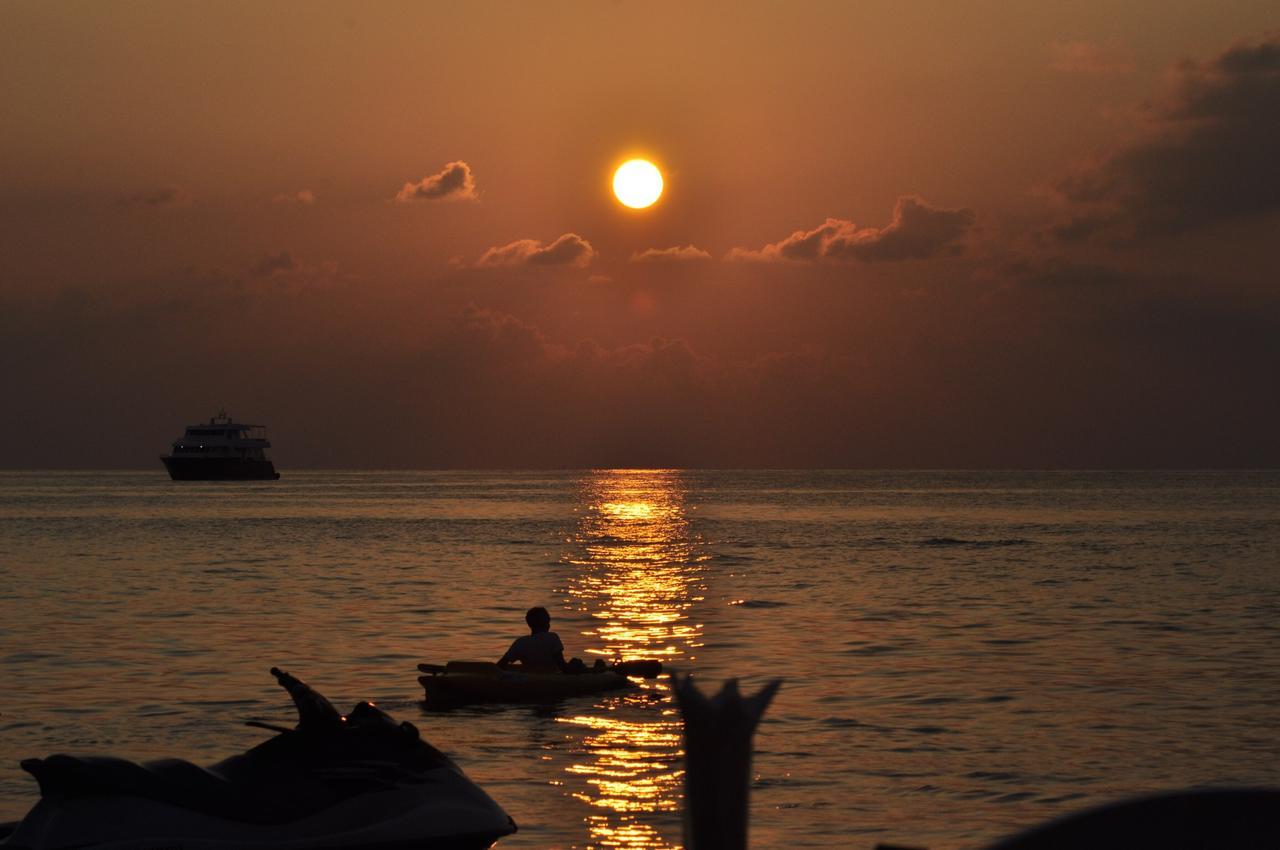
[2,2,1277,468]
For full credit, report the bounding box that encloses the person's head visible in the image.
[525,606,551,634]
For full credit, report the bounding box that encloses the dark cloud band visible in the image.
[1054,34,1280,239]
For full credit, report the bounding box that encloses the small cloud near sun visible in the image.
[273,189,317,204]
[727,196,975,263]
[395,161,478,203]
[630,245,712,263]
[475,233,596,268]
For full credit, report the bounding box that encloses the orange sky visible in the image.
[1,2,1277,467]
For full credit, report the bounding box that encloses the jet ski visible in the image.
[1,667,516,849]
[417,660,662,707]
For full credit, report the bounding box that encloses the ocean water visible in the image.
[1,469,1278,848]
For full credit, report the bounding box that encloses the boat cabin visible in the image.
[168,412,273,460]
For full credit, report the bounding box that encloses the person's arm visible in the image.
[552,633,570,673]
[497,639,521,668]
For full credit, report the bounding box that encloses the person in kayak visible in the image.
[498,606,594,673]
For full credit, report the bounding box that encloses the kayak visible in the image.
[418,661,635,706]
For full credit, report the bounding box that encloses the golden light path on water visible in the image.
[557,470,709,849]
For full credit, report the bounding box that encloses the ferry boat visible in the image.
[160,411,281,480]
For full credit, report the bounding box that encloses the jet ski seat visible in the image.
[22,755,245,814]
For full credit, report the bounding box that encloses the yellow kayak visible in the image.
[418,661,636,706]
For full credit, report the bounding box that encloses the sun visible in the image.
[612,159,664,209]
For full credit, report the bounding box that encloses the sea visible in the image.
[1,470,1278,848]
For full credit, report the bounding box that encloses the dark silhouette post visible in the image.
[674,675,782,850]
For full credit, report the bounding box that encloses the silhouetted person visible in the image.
[498,607,572,673]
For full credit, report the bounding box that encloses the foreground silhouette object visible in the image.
[875,787,1280,850]
[2,668,516,849]
[674,676,1280,850]
[983,787,1280,850]
[674,674,782,850]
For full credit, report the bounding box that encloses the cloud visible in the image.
[118,186,192,208]
[448,305,567,365]
[727,196,976,263]
[1001,256,1138,290]
[247,252,340,284]
[1049,41,1135,74]
[630,245,713,263]
[831,197,977,261]
[1046,215,1111,242]
[252,251,297,276]
[475,233,596,268]
[394,160,478,202]
[4,267,1279,468]
[1054,33,1280,237]
[727,219,842,262]
[273,189,316,204]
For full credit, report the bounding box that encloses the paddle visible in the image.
[612,659,663,679]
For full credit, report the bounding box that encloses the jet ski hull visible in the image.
[2,777,513,849]
[1,669,516,850]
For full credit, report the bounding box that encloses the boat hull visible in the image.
[419,662,633,706]
[161,457,280,481]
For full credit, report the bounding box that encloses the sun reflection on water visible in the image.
[557,470,708,849]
